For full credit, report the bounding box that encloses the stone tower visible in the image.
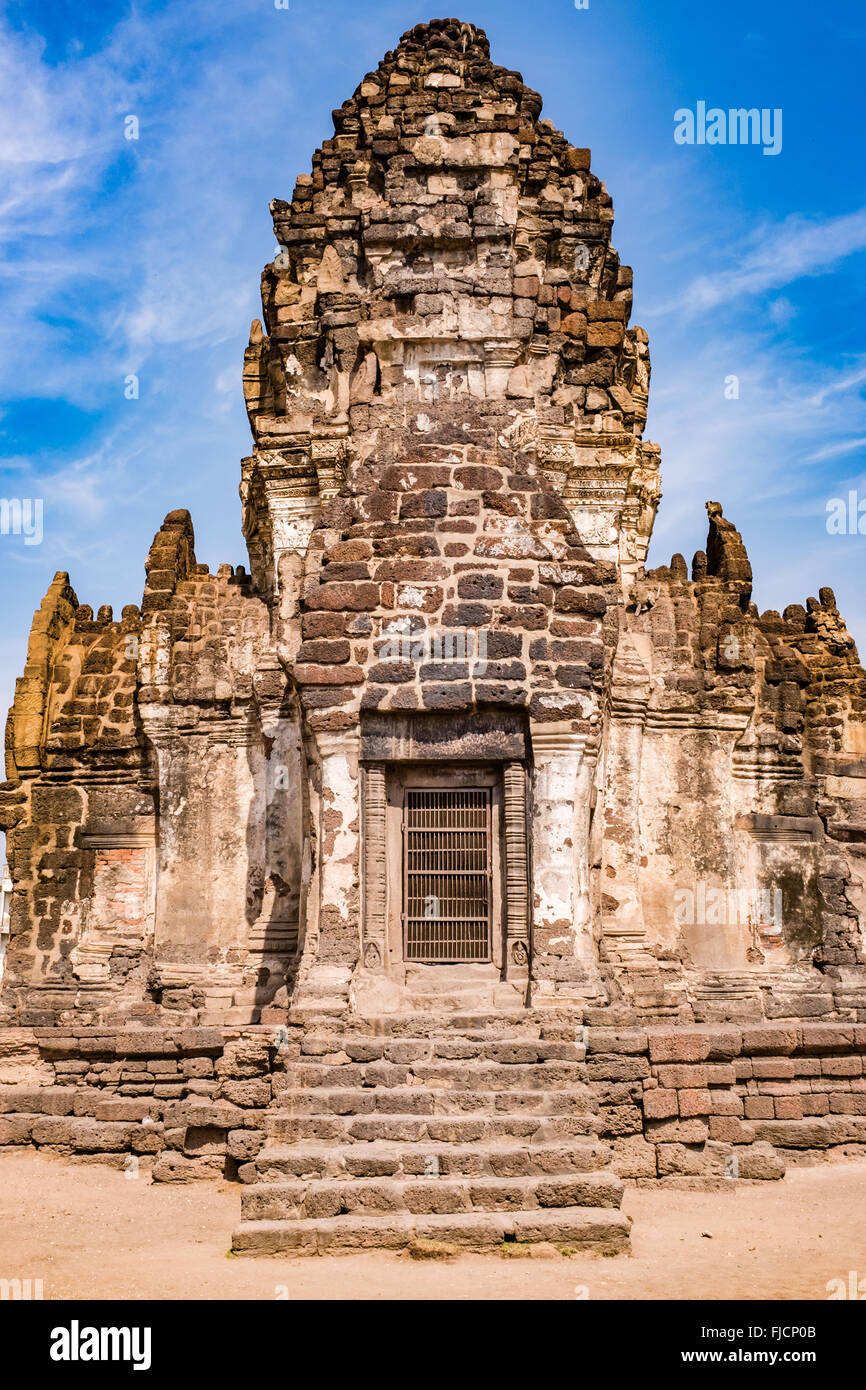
[1,18,865,1033]
[237,16,662,1016]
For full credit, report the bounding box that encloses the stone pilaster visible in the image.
[361,762,387,971]
[140,709,263,1012]
[239,449,322,605]
[503,761,530,981]
[295,727,362,1012]
[529,724,603,1003]
[600,635,653,969]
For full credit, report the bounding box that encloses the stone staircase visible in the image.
[231,1013,631,1256]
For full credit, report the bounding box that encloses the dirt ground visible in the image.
[0,1150,864,1300]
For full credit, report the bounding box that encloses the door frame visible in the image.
[385,763,505,974]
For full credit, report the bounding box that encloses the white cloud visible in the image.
[767,296,797,328]
[0,19,133,237]
[807,437,866,464]
[805,364,866,408]
[652,208,866,316]
[645,327,866,658]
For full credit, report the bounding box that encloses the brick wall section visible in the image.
[624,506,866,980]
[0,1028,272,1180]
[138,512,271,707]
[592,1022,866,1180]
[635,511,866,794]
[2,1021,866,1184]
[296,447,616,736]
[92,849,149,932]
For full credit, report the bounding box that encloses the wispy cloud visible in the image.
[652,208,866,316]
[805,364,866,408]
[807,437,866,463]
[0,17,134,236]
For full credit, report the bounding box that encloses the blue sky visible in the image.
[1,0,865,737]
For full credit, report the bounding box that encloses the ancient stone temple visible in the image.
[1,19,865,1253]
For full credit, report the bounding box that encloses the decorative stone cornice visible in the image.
[79,832,156,849]
[138,706,257,748]
[530,726,589,759]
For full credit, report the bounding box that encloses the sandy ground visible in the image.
[1,1150,864,1300]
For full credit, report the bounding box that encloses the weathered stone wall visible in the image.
[0,512,305,1026]
[289,445,617,1003]
[0,567,153,1022]
[598,505,866,1021]
[297,451,613,732]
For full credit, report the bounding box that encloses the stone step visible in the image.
[402,969,495,998]
[263,1111,600,1144]
[249,1140,611,1181]
[231,1207,631,1256]
[272,1087,596,1117]
[201,1007,260,1026]
[404,964,497,983]
[286,1010,583,1036]
[400,981,528,1012]
[274,1060,589,1091]
[400,992,511,1013]
[241,1171,623,1221]
[296,1037,583,1062]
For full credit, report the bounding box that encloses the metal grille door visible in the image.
[403,788,492,962]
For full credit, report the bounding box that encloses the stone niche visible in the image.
[70,834,156,985]
[141,706,304,1020]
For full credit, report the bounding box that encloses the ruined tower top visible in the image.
[384,18,493,65]
[239,15,660,602]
